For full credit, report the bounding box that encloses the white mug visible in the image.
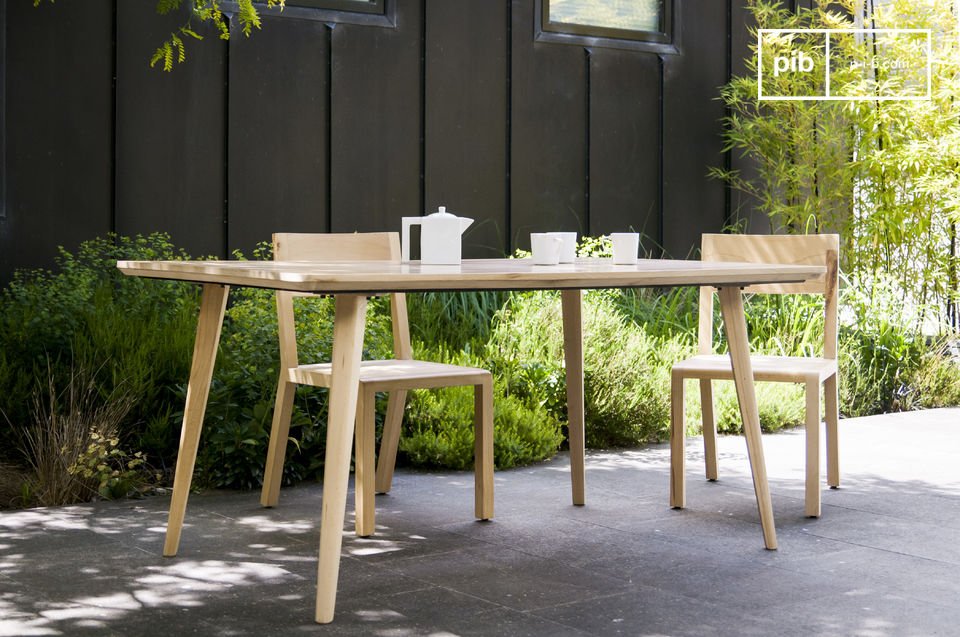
[547,232,577,263]
[610,233,639,265]
[530,233,563,265]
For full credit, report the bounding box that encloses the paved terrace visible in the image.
[2,409,959,636]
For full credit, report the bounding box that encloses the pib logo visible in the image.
[773,50,815,77]
[758,28,931,101]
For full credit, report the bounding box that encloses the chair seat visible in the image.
[288,359,491,391]
[672,354,837,383]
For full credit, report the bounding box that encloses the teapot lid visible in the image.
[428,205,454,218]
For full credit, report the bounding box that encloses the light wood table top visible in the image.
[117,257,825,292]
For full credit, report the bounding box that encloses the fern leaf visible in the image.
[149,46,166,69]
[180,27,203,41]
[149,40,175,72]
[172,34,186,64]
[238,0,262,37]
[156,0,182,15]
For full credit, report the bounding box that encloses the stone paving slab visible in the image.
[1,408,958,636]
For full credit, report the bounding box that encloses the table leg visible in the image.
[561,289,585,506]
[717,286,778,550]
[315,294,368,624]
[163,283,229,557]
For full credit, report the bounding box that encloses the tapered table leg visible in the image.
[717,286,778,550]
[164,283,229,557]
[315,294,368,624]
[561,289,586,506]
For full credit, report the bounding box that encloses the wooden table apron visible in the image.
[117,257,825,623]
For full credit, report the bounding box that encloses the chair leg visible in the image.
[374,389,407,494]
[824,373,840,488]
[804,377,822,518]
[474,379,494,521]
[354,386,376,538]
[261,378,296,508]
[700,379,718,481]
[670,372,686,509]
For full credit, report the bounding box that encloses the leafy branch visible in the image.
[151,0,285,71]
[31,0,284,72]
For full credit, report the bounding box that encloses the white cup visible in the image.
[530,233,563,265]
[610,233,639,265]
[547,232,577,263]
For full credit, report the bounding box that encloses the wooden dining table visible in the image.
[117,256,825,623]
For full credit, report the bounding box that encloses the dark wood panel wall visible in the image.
[0,0,765,282]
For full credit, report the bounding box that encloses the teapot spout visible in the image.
[460,217,474,233]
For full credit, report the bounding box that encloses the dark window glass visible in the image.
[244,0,394,26]
[537,0,677,54]
[282,0,383,14]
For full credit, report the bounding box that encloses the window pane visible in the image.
[548,0,660,33]
[283,0,382,11]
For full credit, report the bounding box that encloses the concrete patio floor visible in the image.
[2,408,959,636]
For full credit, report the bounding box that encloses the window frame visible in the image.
[535,0,679,55]
[233,0,396,28]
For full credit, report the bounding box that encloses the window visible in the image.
[536,0,677,54]
[284,0,383,14]
[243,0,395,27]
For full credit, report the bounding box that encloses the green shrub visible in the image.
[407,291,511,350]
[684,380,806,436]
[192,265,398,489]
[3,231,957,507]
[17,361,151,507]
[0,234,198,467]
[898,340,960,410]
[487,291,684,448]
[401,347,563,470]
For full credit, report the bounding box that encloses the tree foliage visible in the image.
[713,0,960,330]
[33,0,285,72]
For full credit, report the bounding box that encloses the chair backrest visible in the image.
[272,232,412,369]
[698,233,840,359]
[274,232,400,262]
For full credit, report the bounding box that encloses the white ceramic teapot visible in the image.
[401,206,473,264]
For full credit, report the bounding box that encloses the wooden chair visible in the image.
[670,233,840,518]
[260,232,494,537]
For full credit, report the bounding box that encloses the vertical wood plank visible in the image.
[0,0,6,225]
[510,0,587,250]
[425,0,508,257]
[228,16,329,255]
[662,0,728,257]
[729,0,768,232]
[115,0,226,258]
[330,0,422,233]
[588,50,660,247]
[2,0,113,278]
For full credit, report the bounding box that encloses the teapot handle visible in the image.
[401,218,420,262]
